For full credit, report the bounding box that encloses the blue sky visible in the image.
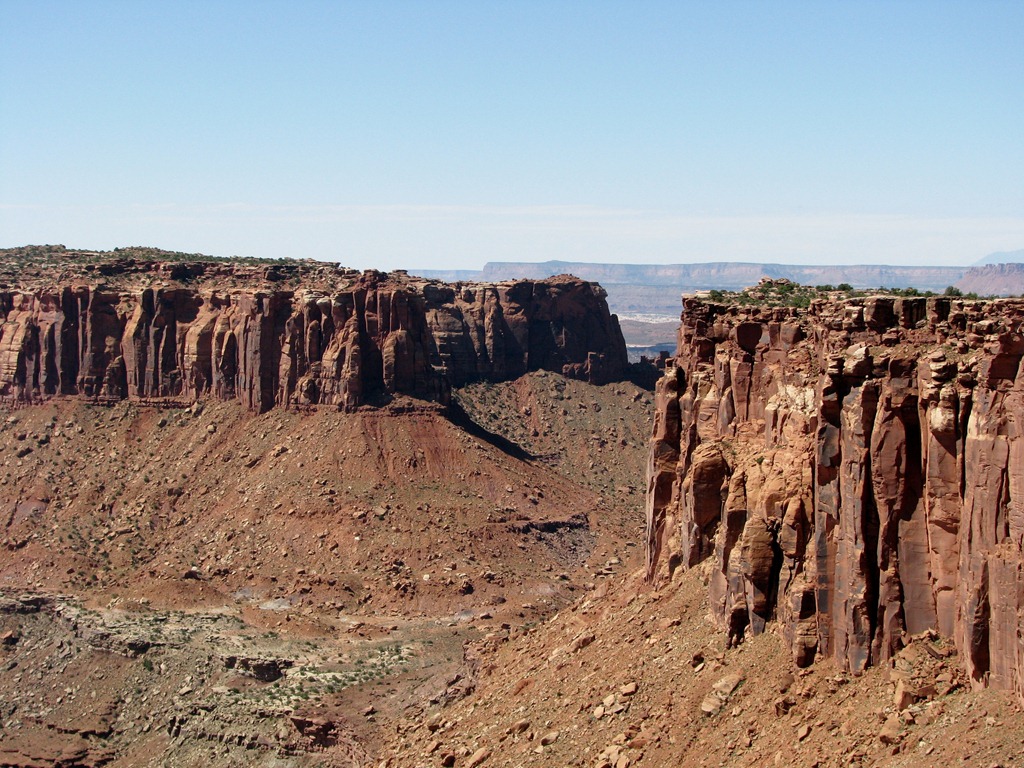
[1,1,1022,270]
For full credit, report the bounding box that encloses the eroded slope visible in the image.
[0,369,653,767]
[382,563,1024,768]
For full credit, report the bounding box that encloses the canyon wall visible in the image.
[646,294,1024,700]
[0,262,628,411]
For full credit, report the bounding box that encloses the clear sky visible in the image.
[2,1,1022,271]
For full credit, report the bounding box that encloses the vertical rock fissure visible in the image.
[969,558,992,683]
[59,288,80,395]
[769,519,784,619]
[160,299,179,396]
[958,392,971,504]
[645,366,683,582]
[814,377,844,661]
[863,422,885,668]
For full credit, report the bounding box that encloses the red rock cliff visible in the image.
[646,294,1024,700]
[0,260,628,411]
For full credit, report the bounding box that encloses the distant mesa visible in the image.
[958,249,1024,296]
[417,260,974,318]
[421,259,974,291]
[973,248,1024,266]
[955,262,1024,297]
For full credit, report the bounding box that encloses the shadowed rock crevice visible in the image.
[444,399,535,462]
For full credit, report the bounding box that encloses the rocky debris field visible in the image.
[0,371,652,766]
[381,563,1024,768]
[0,375,651,622]
[453,371,653,573]
[0,590,471,767]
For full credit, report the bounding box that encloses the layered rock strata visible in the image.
[955,262,1024,297]
[0,260,627,411]
[646,294,1024,701]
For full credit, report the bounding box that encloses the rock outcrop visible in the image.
[646,293,1024,702]
[0,259,628,411]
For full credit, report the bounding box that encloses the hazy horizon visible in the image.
[3,2,1022,271]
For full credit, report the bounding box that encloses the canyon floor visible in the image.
[1,373,1022,767]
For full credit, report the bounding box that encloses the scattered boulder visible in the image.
[878,714,902,745]
[701,673,743,715]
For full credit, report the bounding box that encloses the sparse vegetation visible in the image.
[0,244,296,267]
[701,277,991,307]
[943,285,980,299]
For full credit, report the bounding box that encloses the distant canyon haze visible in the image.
[420,253,1024,355]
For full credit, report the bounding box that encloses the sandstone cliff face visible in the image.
[646,294,1024,700]
[0,262,627,411]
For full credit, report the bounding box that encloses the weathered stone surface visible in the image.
[223,655,294,682]
[700,673,743,715]
[0,264,628,412]
[646,294,1024,702]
